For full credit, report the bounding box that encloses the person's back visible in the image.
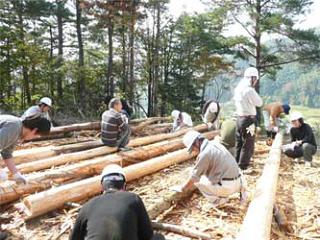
[101,109,123,146]
[197,140,239,185]
[70,191,152,240]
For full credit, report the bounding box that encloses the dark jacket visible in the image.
[69,190,153,240]
[290,123,317,147]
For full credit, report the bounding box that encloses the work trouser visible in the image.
[284,143,317,162]
[194,175,246,203]
[262,111,279,139]
[116,124,131,148]
[152,233,166,240]
[236,116,256,170]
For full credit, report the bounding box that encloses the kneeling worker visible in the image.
[101,98,131,150]
[69,164,164,240]
[283,112,317,167]
[201,100,220,130]
[172,130,248,206]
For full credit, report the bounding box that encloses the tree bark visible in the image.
[128,0,136,104]
[106,17,114,97]
[56,0,64,100]
[76,0,85,111]
[236,134,283,240]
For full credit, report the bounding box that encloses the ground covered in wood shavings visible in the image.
[1,141,319,240]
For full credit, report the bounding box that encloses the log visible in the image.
[49,122,101,135]
[7,123,208,168]
[130,116,171,125]
[1,131,218,205]
[151,221,212,240]
[14,124,209,173]
[130,117,171,134]
[22,140,210,218]
[236,133,283,240]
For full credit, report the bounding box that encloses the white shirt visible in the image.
[234,78,263,116]
[172,112,193,131]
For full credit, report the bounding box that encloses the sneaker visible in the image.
[305,161,313,167]
[240,191,249,206]
[209,197,228,207]
[119,147,133,152]
[294,158,303,164]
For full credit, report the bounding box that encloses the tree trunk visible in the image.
[152,1,161,116]
[128,0,136,104]
[17,2,31,106]
[76,0,85,111]
[236,134,283,240]
[106,17,114,97]
[56,0,64,100]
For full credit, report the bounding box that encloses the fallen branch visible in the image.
[151,221,212,240]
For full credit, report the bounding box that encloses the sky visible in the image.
[168,0,320,34]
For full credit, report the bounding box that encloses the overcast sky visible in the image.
[168,0,320,32]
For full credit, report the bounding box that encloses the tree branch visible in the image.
[260,55,320,69]
[232,14,255,38]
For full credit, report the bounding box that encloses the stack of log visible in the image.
[0,117,218,221]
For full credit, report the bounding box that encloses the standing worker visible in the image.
[0,115,51,184]
[283,112,317,167]
[69,164,165,240]
[234,67,263,170]
[101,98,131,150]
[263,102,290,143]
[22,97,52,121]
[201,100,220,130]
[171,110,193,132]
[171,130,248,207]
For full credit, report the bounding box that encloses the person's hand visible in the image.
[170,185,183,193]
[273,126,279,133]
[295,140,302,146]
[14,172,27,184]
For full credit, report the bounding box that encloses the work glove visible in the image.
[246,124,255,136]
[14,172,27,184]
[273,126,279,133]
[169,185,183,193]
[0,170,8,182]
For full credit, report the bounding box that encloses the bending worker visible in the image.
[263,102,290,141]
[22,97,53,121]
[171,110,193,132]
[234,67,263,170]
[69,164,165,240]
[201,100,220,130]
[283,112,317,167]
[101,98,131,150]
[171,130,248,207]
[0,115,51,184]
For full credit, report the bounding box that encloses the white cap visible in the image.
[101,164,126,182]
[244,67,259,79]
[290,111,303,121]
[40,97,52,107]
[171,110,180,119]
[183,130,201,153]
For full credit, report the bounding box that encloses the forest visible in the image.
[0,0,319,120]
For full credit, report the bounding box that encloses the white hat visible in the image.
[101,164,126,182]
[183,130,201,153]
[171,110,180,119]
[40,97,52,107]
[290,111,303,121]
[244,67,259,79]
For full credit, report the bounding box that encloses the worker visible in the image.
[201,100,220,130]
[233,67,263,170]
[283,112,317,167]
[263,102,290,143]
[69,164,165,240]
[171,110,193,132]
[101,98,131,150]
[215,119,236,156]
[22,97,52,121]
[171,130,248,207]
[0,115,51,184]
